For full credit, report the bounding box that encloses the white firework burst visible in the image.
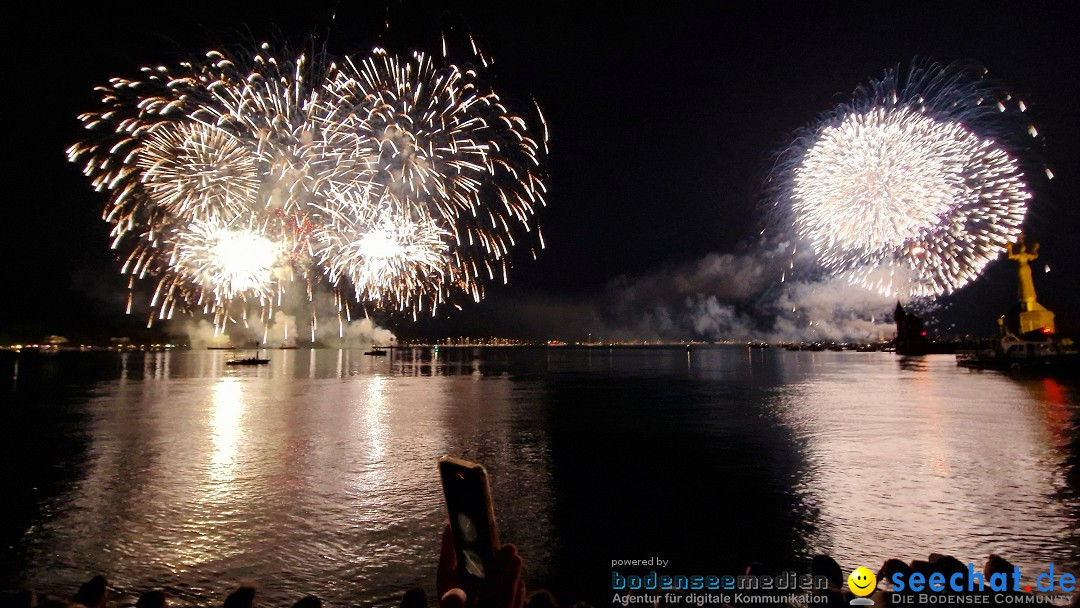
[792,106,1029,296]
[772,60,1036,298]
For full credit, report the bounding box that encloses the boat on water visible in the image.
[226,357,271,366]
[957,332,1078,373]
[364,348,388,357]
[955,236,1078,374]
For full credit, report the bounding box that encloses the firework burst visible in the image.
[171,219,287,305]
[137,122,259,222]
[318,48,548,305]
[770,60,1035,298]
[313,188,451,310]
[68,40,548,332]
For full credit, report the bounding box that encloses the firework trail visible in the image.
[67,40,548,332]
[769,60,1036,298]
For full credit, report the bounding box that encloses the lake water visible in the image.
[1,347,1077,606]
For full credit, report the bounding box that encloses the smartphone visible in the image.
[439,455,500,581]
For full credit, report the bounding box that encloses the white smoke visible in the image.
[172,244,897,345]
[256,310,299,346]
[769,277,895,341]
[336,316,396,347]
[595,242,897,342]
[178,319,233,349]
[171,289,396,348]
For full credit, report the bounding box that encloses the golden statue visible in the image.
[1002,235,1055,335]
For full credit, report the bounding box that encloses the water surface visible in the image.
[1,347,1077,606]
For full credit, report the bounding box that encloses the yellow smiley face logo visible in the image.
[848,566,877,597]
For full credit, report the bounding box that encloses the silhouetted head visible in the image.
[398,589,424,608]
[224,586,256,608]
[984,554,1015,578]
[931,555,966,582]
[526,590,558,608]
[910,560,935,579]
[73,576,108,608]
[136,591,166,608]
[878,558,912,582]
[812,555,844,588]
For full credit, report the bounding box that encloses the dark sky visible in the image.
[4,1,1078,342]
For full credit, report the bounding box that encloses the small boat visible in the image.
[954,237,1078,375]
[957,332,1078,374]
[226,357,270,366]
[364,348,388,357]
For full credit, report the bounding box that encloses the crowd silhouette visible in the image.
[3,529,1077,608]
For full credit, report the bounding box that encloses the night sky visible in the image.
[5,1,1078,342]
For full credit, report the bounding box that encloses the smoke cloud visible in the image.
[574,240,898,342]
[170,288,396,348]
[174,244,899,345]
[593,242,896,342]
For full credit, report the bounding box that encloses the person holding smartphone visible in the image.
[438,456,526,608]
